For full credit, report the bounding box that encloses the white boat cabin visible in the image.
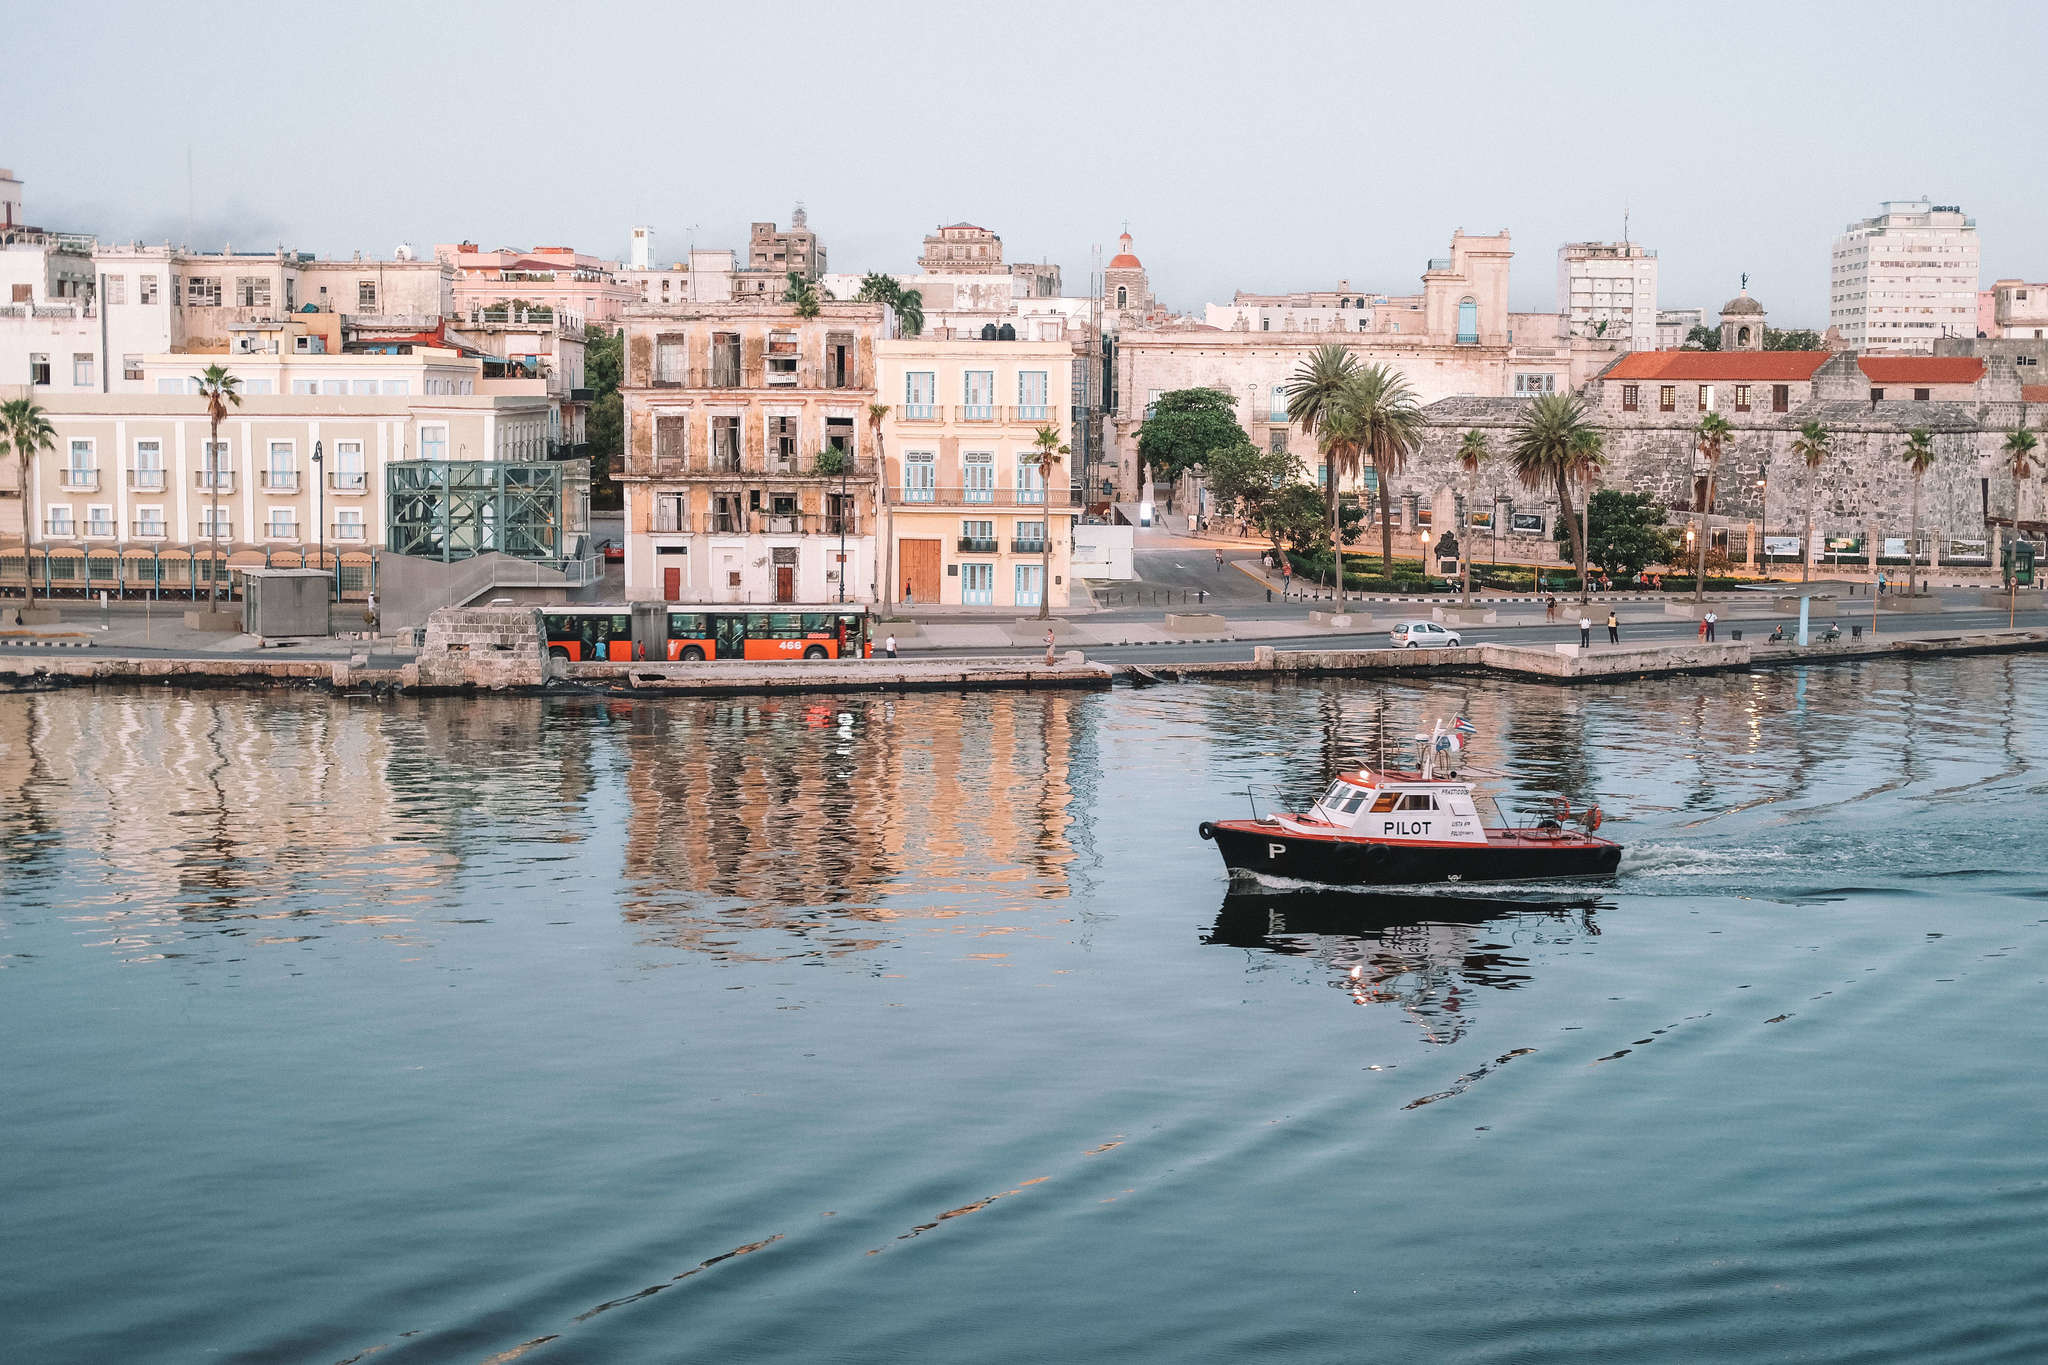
[1275,769,1488,845]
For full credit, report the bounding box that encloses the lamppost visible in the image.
[837,447,848,604]
[311,439,327,601]
[1755,472,1768,577]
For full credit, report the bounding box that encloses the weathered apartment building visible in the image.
[619,299,887,603]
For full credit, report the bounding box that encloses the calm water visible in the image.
[4,662,2047,1363]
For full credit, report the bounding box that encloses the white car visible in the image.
[1389,620,1463,649]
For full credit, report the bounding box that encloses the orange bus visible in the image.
[541,604,872,662]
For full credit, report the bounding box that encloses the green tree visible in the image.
[582,325,624,509]
[1764,327,1823,351]
[1789,419,1831,584]
[1691,411,1733,601]
[1336,364,1423,579]
[1025,425,1068,620]
[784,272,821,318]
[1509,393,1603,598]
[1455,428,1489,601]
[1557,489,1676,578]
[0,398,57,606]
[1685,324,1721,351]
[1282,344,1358,585]
[1902,427,1935,595]
[853,273,924,337]
[195,364,242,609]
[1264,484,1331,558]
[1205,437,1298,557]
[1138,387,1241,492]
[2003,427,2037,587]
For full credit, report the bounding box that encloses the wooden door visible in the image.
[662,566,682,601]
[775,566,795,602]
[900,538,941,604]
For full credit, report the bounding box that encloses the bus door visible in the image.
[714,613,748,659]
[835,613,868,658]
[588,613,633,661]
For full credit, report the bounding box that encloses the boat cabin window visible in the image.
[1369,793,1399,813]
[1320,782,1371,814]
[1395,793,1436,811]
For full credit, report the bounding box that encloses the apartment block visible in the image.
[619,299,885,604]
[1556,241,1658,347]
[877,336,1075,610]
[1829,200,1980,352]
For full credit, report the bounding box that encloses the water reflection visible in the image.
[1206,890,1605,1043]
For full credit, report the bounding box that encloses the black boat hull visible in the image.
[1200,820,1621,886]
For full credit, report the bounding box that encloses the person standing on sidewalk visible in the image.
[1579,615,1592,648]
[884,633,897,659]
[1704,610,1719,641]
[1044,628,1057,666]
[1215,549,1224,572]
[1606,610,1620,644]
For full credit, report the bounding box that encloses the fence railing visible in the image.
[890,486,1072,507]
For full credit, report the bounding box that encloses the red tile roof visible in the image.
[1857,356,1985,384]
[1604,351,1831,382]
[2023,385,2048,404]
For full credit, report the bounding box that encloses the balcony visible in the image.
[825,514,860,536]
[263,521,300,540]
[83,518,116,538]
[195,470,235,492]
[899,404,940,422]
[43,519,76,537]
[1014,404,1054,423]
[332,522,367,541]
[129,470,166,491]
[891,485,1070,508]
[956,404,998,422]
[1011,538,1048,555]
[60,468,98,491]
[131,520,166,539]
[653,506,692,533]
[328,472,369,493]
[766,514,803,534]
[263,470,300,491]
[196,520,233,540]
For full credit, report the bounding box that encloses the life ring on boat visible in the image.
[1198,822,1216,841]
[1585,806,1603,833]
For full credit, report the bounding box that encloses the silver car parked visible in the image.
[1389,620,1463,649]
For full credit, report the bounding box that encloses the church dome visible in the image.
[1108,230,1142,270]
[1721,291,1764,316]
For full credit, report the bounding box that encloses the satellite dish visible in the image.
[393,242,416,261]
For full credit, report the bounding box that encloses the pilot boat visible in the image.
[1199,719,1622,887]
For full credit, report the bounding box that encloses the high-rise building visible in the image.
[1556,241,1658,348]
[1829,200,1979,353]
[630,226,654,271]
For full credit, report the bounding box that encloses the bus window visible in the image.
[801,613,832,635]
[667,613,706,637]
[767,613,803,637]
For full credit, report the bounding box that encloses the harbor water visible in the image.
[3,659,2046,1362]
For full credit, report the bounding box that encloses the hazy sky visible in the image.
[12,0,2045,326]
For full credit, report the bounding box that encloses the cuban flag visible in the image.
[1453,715,1477,736]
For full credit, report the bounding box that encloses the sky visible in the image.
[10,0,2046,327]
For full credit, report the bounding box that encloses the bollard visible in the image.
[1266,588,1272,602]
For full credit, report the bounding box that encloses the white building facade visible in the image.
[1556,242,1658,347]
[1829,200,1980,352]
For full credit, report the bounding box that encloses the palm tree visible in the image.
[784,272,821,318]
[1,397,57,607]
[893,287,924,338]
[1508,393,1602,596]
[1789,419,1831,585]
[1568,425,1605,602]
[1026,425,1069,620]
[1691,411,1733,602]
[1902,427,1935,596]
[2003,428,2037,581]
[1312,401,1364,596]
[1337,364,1423,579]
[1456,429,1489,602]
[868,401,892,605]
[852,274,923,337]
[195,364,242,610]
[1283,344,1358,590]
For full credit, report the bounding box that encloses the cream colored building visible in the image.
[1556,241,1658,347]
[877,337,1074,609]
[1829,200,1980,352]
[2,348,549,552]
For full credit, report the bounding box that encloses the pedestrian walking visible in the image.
[884,634,897,659]
[1578,615,1592,648]
[1044,628,1057,666]
[1545,595,1558,624]
[1876,571,1886,597]
[1697,617,1709,641]
[1606,610,1619,644]
[1282,561,1293,593]
[1215,549,1224,572]
[1704,610,1718,641]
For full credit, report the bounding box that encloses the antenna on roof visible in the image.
[1622,202,1629,246]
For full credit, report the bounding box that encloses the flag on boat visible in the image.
[1453,715,1477,736]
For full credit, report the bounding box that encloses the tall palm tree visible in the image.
[1026,425,1069,620]
[2003,429,2037,578]
[1283,344,1358,591]
[195,364,242,610]
[867,401,891,605]
[1902,427,1935,596]
[1339,364,1423,579]
[1313,401,1365,595]
[1,397,57,606]
[1456,429,1489,602]
[893,287,924,338]
[1568,425,1605,602]
[784,272,821,318]
[1789,419,1831,585]
[853,274,924,337]
[1508,393,1601,595]
[1692,410,1733,602]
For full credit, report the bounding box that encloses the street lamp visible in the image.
[312,439,327,601]
[836,444,848,604]
[1755,472,1768,576]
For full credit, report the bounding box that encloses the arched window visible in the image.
[1456,297,1479,344]
[1737,325,1752,346]
[1116,286,1128,308]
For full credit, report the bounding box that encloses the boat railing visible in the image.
[1238,783,1285,820]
